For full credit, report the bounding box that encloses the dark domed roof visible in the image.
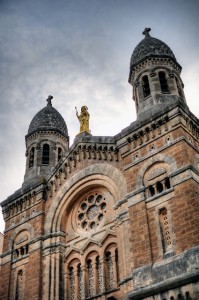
[27,96,68,137]
[130,28,176,68]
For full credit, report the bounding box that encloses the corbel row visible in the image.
[3,192,36,219]
[44,143,119,198]
[120,115,169,155]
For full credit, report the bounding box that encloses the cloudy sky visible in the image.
[0,0,199,233]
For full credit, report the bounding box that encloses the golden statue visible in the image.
[75,106,91,134]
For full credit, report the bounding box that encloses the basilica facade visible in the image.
[0,28,199,300]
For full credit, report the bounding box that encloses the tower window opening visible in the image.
[159,71,169,93]
[185,291,191,300]
[148,185,155,197]
[29,147,35,168]
[20,247,24,256]
[42,144,50,165]
[165,177,171,189]
[16,249,19,258]
[156,181,163,193]
[58,147,63,162]
[142,75,151,98]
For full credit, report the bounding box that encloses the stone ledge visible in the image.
[128,271,199,300]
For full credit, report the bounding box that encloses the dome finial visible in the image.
[46,95,53,106]
[142,27,151,38]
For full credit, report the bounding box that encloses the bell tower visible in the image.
[23,96,69,190]
[128,28,187,118]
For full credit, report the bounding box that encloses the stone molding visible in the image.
[44,163,127,234]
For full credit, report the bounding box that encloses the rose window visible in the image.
[77,193,107,230]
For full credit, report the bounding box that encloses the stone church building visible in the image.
[0,28,199,300]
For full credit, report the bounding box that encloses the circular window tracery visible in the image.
[77,193,107,231]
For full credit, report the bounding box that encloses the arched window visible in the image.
[185,291,191,300]
[58,147,63,162]
[106,252,114,290]
[159,71,169,93]
[96,256,103,294]
[144,164,172,199]
[29,147,35,168]
[87,259,95,297]
[77,264,84,300]
[42,144,50,165]
[142,75,151,98]
[15,270,23,300]
[148,185,155,197]
[165,177,171,189]
[69,266,75,300]
[13,231,29,261]
[156,181,163,193]
[115,248,120,283]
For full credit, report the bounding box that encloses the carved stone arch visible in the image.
[85,250,100,263]
[101,234,117,250]
[136,154,177,189]
[136,68,151,82]
[9,223,34,249]
[67,256,81,268]
[143,162,170,187]
[38,139,50,147]
[84,244,101,262]
[104,241,118,256]
[27,141,37,151]
[150,65,173,74]
[44,163,127,234]
[65,250,82,265]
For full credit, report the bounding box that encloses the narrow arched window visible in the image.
[96,256,103,294]
[15,270,23,300]
[87,259,95,297]
[106,252,114,290]
[165,177,171,189]
[115,248,120,283]
[142,75,151,97]
[159,71,169,93]
[29,147,35,168]
[148,185,155,197]
[42,144,50,165]
[69,266,75,300]
[77,264,84,300]
[156,181,163,193]
[58,147,62,162]
[185,291,191,300]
